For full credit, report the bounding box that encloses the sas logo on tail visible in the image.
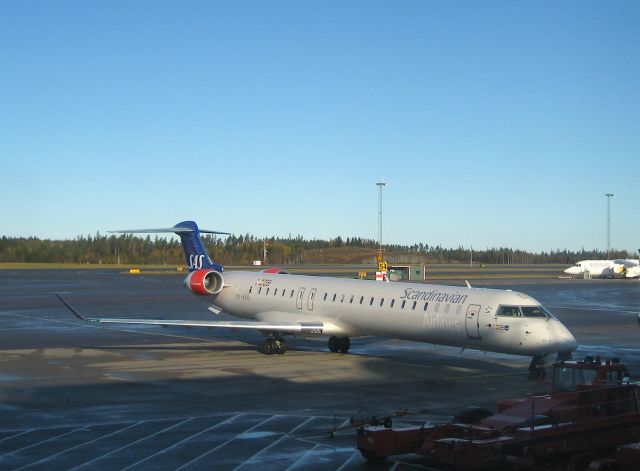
[189,254,206,270]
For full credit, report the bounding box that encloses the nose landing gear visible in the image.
[528,355,547,380]
[264,337,286,355]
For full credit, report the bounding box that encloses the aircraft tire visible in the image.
[338,337,351,353]
[264,339,275,355]
[274,339,286,354]
[328,336,340,353]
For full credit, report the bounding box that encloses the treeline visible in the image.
[0,233,634,266]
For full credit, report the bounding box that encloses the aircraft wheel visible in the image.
[274,338,286,354]
[328,336,340,353]
[264,338,275,355]
[339,337,351,353]
[528,355,547,380]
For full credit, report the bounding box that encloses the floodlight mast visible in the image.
[605,193,614,259]
[376,182,387,248]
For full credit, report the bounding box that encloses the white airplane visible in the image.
[58,221,577,375]
[564,259,639,278]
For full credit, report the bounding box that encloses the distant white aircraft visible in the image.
[564,259,639,278]
[58,221,577,376]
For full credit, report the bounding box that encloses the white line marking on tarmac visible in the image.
[6,311,235,344]
[67,418,193,471]
[335,449,360,471]
[13,422,143,471]
[284,443,320,471]
[0,429,34,443]
[120,415,237,470]
[0,426,89,458]
[234,416,315,469]
[175,415,276,471]
[548,305,638,314]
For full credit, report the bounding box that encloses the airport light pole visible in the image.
[605,193,614,259]
[376,182,387,248]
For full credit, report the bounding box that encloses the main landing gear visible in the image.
[263,337,286,355]
[328,336,351,353]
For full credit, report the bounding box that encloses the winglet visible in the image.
[54,293,87,321]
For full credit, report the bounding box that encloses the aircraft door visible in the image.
[307,288,317,311]
[465,304,481,339]
[296,288,306,310]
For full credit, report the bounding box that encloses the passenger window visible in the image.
[380,298,384,307]
[323,293,328,301]
[390,299,395,308]
[370,297,374,306]
[456,305,462,314]
[360,296,364,304]
[401,300,406,309]
[266,288,269,295]
[423,302,428,311]
[291,290,295,297]
[274,288,278,296]
[444,304,450,313]
[412,301,417,310]
[434,303,440,313]
[249,286,253,294]
[341,294,345,303]
[332,294,337,302]
[349,295,354,304]
[258,287,262,294]
[282,290,285,297]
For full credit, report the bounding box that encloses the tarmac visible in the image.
[1,268,639,470]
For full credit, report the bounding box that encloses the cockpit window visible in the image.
[521,306,548,318]
[497,306,520,317]
[497,305,551,318]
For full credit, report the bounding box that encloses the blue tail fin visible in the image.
[172,221,225,272]
[109,221,228,273]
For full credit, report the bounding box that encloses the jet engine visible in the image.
[184,269,224,295]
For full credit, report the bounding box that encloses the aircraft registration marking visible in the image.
[255,278,272,287]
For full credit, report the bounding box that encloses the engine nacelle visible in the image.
[184,269,224,296]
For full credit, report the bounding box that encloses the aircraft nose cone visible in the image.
[552,320,578,353]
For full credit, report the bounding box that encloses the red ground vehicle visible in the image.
[356,358,640,470]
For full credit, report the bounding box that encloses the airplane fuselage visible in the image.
[564,259,639,278]
[207,271,576,357]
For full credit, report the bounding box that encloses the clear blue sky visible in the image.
[1,1,638,253]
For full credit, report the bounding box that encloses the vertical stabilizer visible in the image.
[172,221,225,272]
[109,221,229,272]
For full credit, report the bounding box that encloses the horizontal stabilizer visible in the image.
[109,227,230,235]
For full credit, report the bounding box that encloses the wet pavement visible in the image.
[1,269,638,469]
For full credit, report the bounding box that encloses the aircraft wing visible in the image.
[82,317,324,334]
[55,294,323,335]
